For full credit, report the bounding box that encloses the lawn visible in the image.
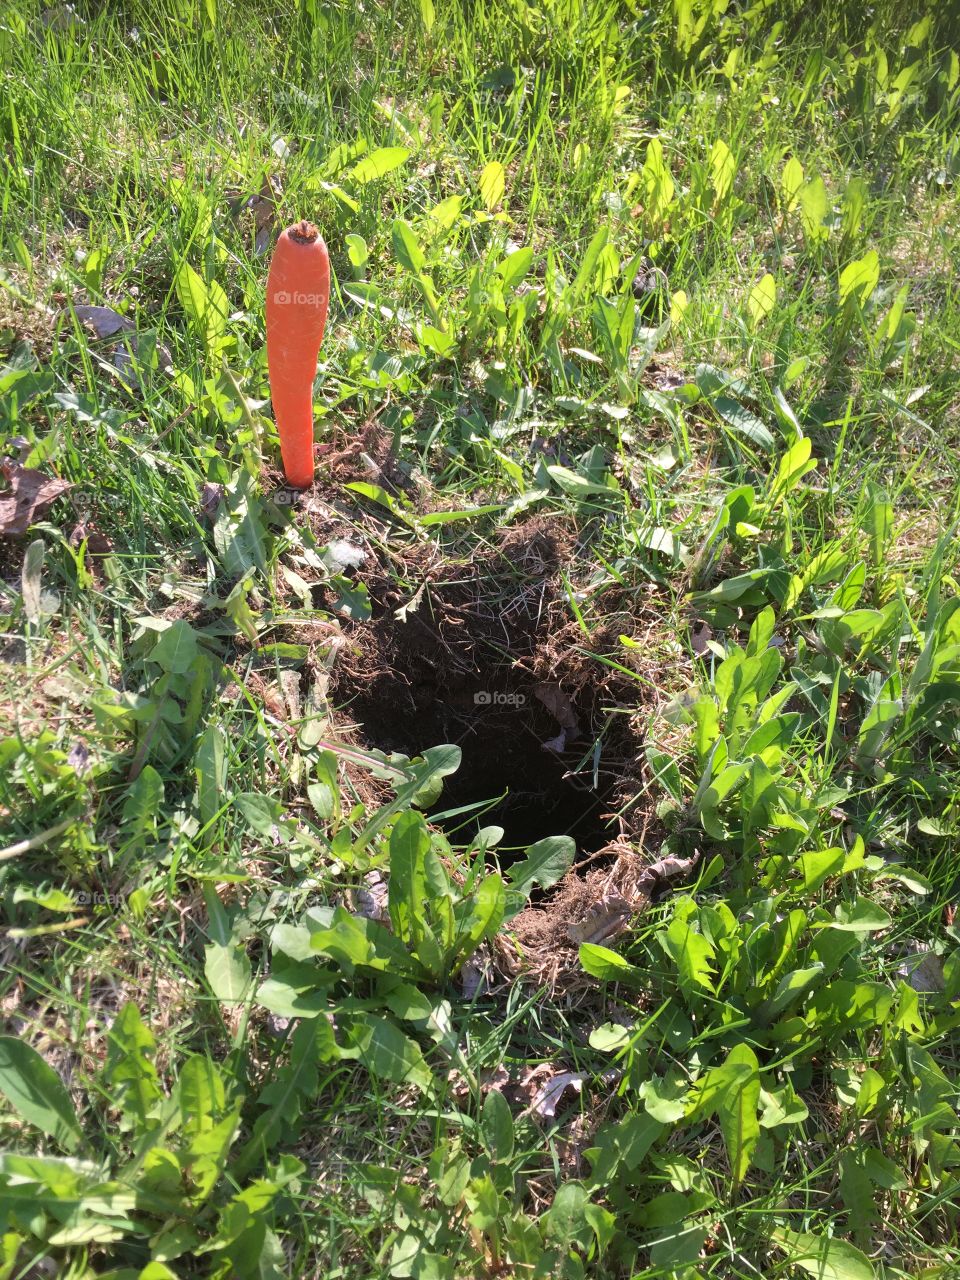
[2,1,960,1277]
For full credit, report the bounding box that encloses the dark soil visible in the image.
[328,515,658,861]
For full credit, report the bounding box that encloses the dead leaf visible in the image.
[354,871,388,923]
[524,1067,621,1120]
[635,852,699,898]
[0,461,73,536]
[527,1072,584,1119]
[479,1065,511,1094]
[535,682,580,734]
[69,522,113,556]
[40,3,83,30]
[69,304,173,386]
[73,304,133,339]
[690,622,712,656]
[461,949,492,1000]
[898,947,945,993]
[278,668,302,721]
[234,175,280,256]
[566,890,635,945]
[265,1013,292,1038]
[200,483,225,520]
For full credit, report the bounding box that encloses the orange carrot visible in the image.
[265,220,330,488]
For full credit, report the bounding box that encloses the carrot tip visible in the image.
[289,220,320,244]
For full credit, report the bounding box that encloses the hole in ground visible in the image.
[326,516,650,863]
[339,658,617,856]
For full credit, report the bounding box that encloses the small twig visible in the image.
[0,817,73,862]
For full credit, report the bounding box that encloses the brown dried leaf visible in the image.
[460,953,489,1000]
[635,852,699,898]
[527,1071,586,1118]
[354,871,388,923]
[535,682,580,733]
[73,304,133,339]
[690,622,712,656]
[200,483,225,520]
[566,891,634,945]
[0,462,73,536]
[251,176,279,256]
[899,947,945,993]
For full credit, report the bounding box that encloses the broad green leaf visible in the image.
[425,193,464,232]
[709,138,735,204]
[771,1228,875,1280]
[0,1037,83,1152]
[391,219,426,274]
[478,161,505,211]
[345,480,418,529]
[212,468,268,577]
[798,847,844,891]
[861,484,893,570]
[579,943,641,983]
[388,809,431,944]
[839,250,880,308]
[345,233,368,274]
[571,226,610,301]
[759,1080,809,1127]
[178,1055,225,1141]
[175,261,227,352]
[498,246,534,291]
[658,915,716,993]
[452,873,505,967]
[781,156,804,212]
[544,1182,590,1247]
[347,147,411,184]
[692,569,772,604]
[828,900,892,933]
[482,1089,514,1162]
[234,792,283,837]
[771,436,816,501]
[255,969,330,1018]
[204,941,252,1004]
[645,745,684,802]
[234,1020,337,1176]
[148,620,199,673]
[420,503,503,526]
[507,835,575,904]
[104,1002,163,1132]
[798,176,829,241]
[711,1044,760,1186]
[747,273,776,327]
[713,396,775,450]
[746,606,776,657]
[841,176,867,238]
[807,980,894,1033]
[195,724,227,830]
[642,138,675,224]
[638,1074,689,1123]
[345,1015,432,1091]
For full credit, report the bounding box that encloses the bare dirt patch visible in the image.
[327,515,668,861]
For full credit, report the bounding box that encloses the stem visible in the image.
[0,817,73,862]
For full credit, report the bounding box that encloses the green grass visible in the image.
[2,1,960,1277]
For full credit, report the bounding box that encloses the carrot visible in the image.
[265,220,330,488]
